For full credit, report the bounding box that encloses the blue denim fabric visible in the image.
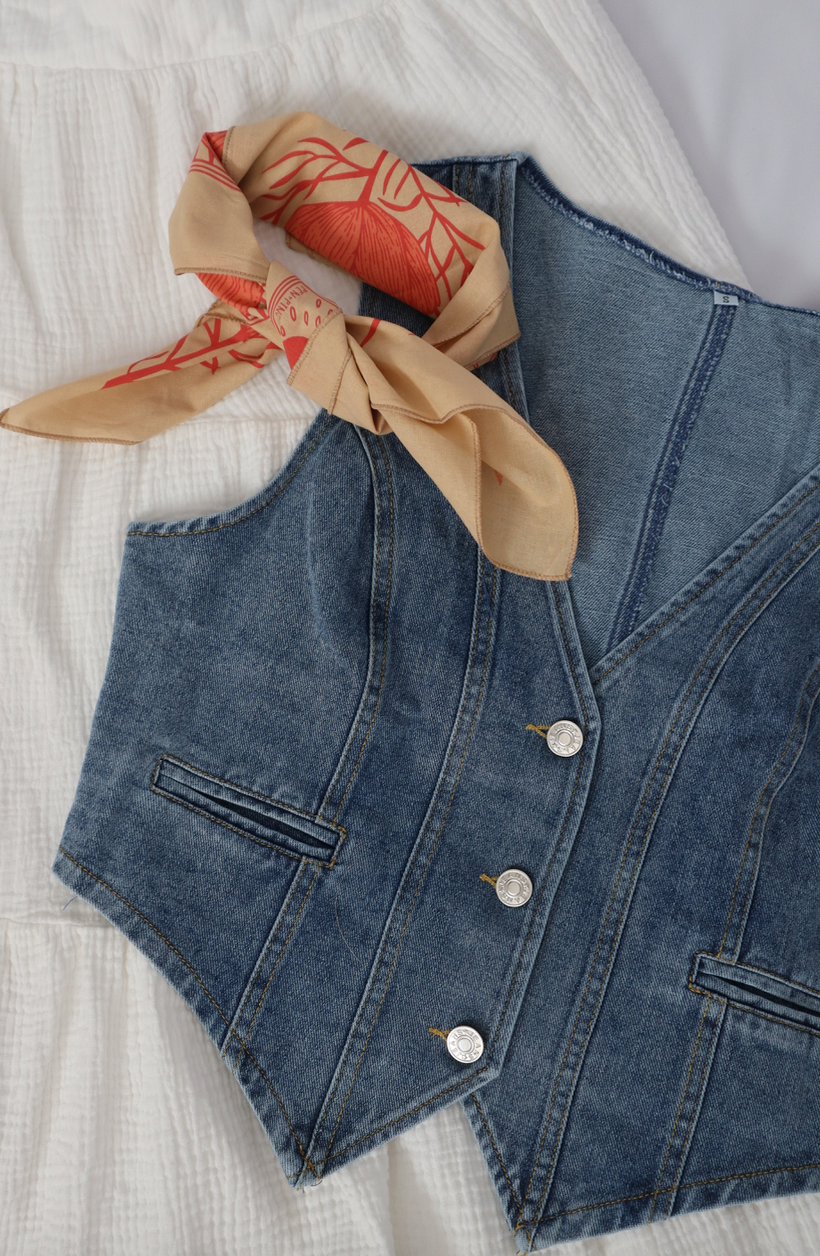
[53,154,820,1251]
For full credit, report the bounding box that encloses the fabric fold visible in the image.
[0,112,577,579]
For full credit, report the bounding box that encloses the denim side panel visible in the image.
[223,430,487,1164]
[678,654,820,1191]
[57,416,373,1020]
[740,691,820,987]
[545,561,820,1229]
[298,575,599,1177]
[467,463,820,1245]
[642,298,820,621]
[241,157,598,1176]
[511,166,714,666]
[525,474,820,1246]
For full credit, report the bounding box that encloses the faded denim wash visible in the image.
[54,153,820,1250]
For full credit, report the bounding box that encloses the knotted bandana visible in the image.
[1,113,577,579]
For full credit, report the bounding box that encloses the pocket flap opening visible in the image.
[151,755,343,866]
[691,952,820,1034]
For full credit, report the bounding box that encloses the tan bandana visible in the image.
[1,113,577,579]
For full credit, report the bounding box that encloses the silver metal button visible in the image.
[545,719,584,757]
[446,1025,484,1064]
[496,868,533,908]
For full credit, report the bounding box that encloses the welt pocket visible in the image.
[151,755,344,867]
[690,952,820,1036]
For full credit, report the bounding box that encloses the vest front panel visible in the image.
[54,154,820,1248]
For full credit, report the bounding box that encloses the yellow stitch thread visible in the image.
[535,546,818,1215]
[527,558,818,1229]
[719,659,820,959]
[221,862,307,1059]
[313,547,487,1153]
[472,1096,523,1213]
[66,842,312,1174]
[428,1027,449,1042]
[328,437,394,824]
[233,1040,316,1169]
[130,416,333,538]
[238,867,320,1056]
[156,754,343,830]
[597,494,820,680]
[648,997,711,1222]
[58,846,230,1026]
[316,564,497,1170]
[479,873,498,887]
[537,1158,820,1227]
[525,724,551,740]
[322,1064,490,1163]
[663,1007,722,1221]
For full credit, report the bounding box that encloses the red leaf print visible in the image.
[205,130,227,159]
[102,319,268,388]
[283,336,309,367]
[286,200,441,317]
[196,272,266,318]
[359,318,381,348]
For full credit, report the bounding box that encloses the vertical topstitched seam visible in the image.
[220,861,307,1059]
[513,598,592,1228]
[471,1095,524,1214]
[231,866,320,1074]
[328,435,394,824]
[316,428,382,816]
[317,586,590,1172]
[647,995,711,1222]
[595,480,820,682]
[496,157,519,412]
[662,1000,723,1221]
[717,659,820,960]
[527,535,818,1240]
[311,561,497,1175]
[607,302,736,652]
[304,551,487,1168]
[526,528,820,1236]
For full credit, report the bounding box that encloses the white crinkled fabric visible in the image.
[2,2,817,1253]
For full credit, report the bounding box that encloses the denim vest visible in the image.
[54,154,820,1251]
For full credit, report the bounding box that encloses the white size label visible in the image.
[713,291,739,306]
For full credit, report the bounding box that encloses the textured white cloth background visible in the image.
[1,2,817,1254]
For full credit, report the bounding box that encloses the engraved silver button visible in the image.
[496,868,533,908]
[446,1026,484,1064]
[545,720,584,757]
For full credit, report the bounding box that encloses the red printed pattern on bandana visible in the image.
[268,275,339,367]
[189,132,236,192]
[102,317,268,389]
[196,273,266,318]
[258,136,485,317]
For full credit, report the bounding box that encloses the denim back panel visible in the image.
[511,162,820,667]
